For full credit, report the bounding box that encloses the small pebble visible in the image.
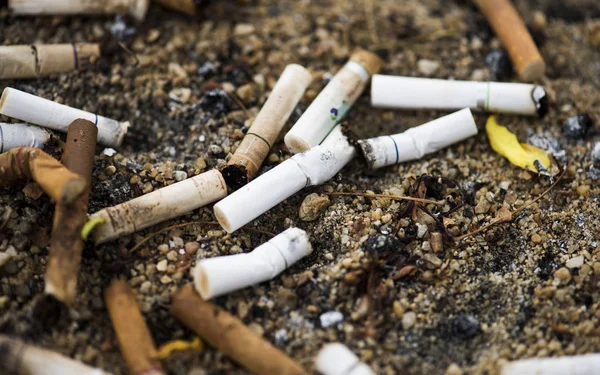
[452,315,479,339]
[566,255,584,269]
[531,233,542,243]
[402,311,416,329]
[554,267,571,283]
[320,311,344,328]
[299,193,331,221]
[185,242,200,255]
[156,259,168,272]
[174,171,188,181]
[417,59,439,76]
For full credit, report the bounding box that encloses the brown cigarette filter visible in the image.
[0,44,100,80]
[0,146,86,205]
[474,0,545,82]
[105,279,164,375]
[171,285,306,375]
[153,0,197,16]
[45,119,97,305]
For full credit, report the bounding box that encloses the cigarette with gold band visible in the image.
[8,0,149,21]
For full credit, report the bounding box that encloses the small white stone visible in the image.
[416,223,428,238]
[566,256,584,269]
[418,59,439,76]
[402,311,416,329]
[156,259,168,272]
[320,311,344,328]
[102,148,117,157]
[174,171,188,181]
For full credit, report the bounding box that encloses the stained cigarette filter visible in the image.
[370,75,548,117]
[358,108,478,169]
[192,227,312,299]
[154,0,197,16]
[501,354,600,375]
[215,125,356,233]
[284,48,382,154]
[0,122,50,152]
[8,0,149,21]
[0,87,129,147]
[315,343,374,375]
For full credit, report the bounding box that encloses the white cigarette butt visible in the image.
[0,122,50,152]
[8,0,149,21]
[192,227,312,299]
[315,343,374,375]
[501,354,600,375]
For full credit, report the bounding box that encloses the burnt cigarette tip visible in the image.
[220,164,248,191]
[350,48,384,76]
[61,179,87,205]
[520,59,546,83]
[532,85,548,118]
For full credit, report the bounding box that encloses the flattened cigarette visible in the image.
[284,48,382,154]
[8,0,149,21]
[316,343,374,375]
[45,120,97,305]
[91,169,227,244]
[222,64,312,189]
[371,75,548,117]
[192,227,312,299]
[105,280,165,375]
[0,147,86,205]
[358,108,478,169]
[171,285,305,375]
[501,354,600,375]
[154,0,197,16]
[0,123,50,152]
[474,0,545,82]
[215,125,356,233]
[0,44,100,80]
[0,88,128,147]
[0,334,111,375]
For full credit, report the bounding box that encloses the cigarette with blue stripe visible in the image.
[0,88,129,147]
[357,108,478,169]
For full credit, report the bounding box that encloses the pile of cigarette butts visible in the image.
[0,0,593,375]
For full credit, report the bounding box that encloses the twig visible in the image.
[364,0,379,44]
[326,191,442,205]
[225,89,254,123]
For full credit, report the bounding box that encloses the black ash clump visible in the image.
[588,142,600,180]
[364,235,403,257]
[532,86,548,118]
[485,49,512,81]
[198,89,233,116]
[452,315,480,340]
[197,62,217,80]
[562,113,593,139]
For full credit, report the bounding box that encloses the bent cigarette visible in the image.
[192,227,312,299]
[316,343,374,375]
[0,147,86,205]
[0,122,50,152]
[0,334,111,375]
[222,64,312,189]
[105,280,165,375]
[8,0,149,21]
[371,75,548,117]
[153,0,197,16]
[0,44,100,80]
[91,169,227,244]
[0,87,128,147]
[284,48,382,154]
[473,0,545,82]
[501,354,600,375]
[215,125,355,233]
[358,108,478,169]
[45,119,97,306]
[171,285,305,375]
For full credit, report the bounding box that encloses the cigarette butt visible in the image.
[0,122,50,152]
[0,87,128,147]
[91,169,227,244]
[153,0,197,16]
[215,125,356,233]
[0,334,111,375]
[8,0,149,21]
[105,279,164,375]
[0,147,86,205]
[315,343,374,375]
[171,285,306,375]
[222,64,312,189]
[501,354,600,375]
[192,227,312,299]
[370,75,548,117]
[473,0,545,82]
[45,119,97,306]
[357,108,478,169]
[284,48,382,154]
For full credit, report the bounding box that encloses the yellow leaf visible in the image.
[81,216,106,240]
[156,337,203,359]
[485,115,553,175]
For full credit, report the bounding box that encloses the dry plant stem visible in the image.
[326,192,441,205]
[0,146,86,205]
[171,285,306,375]
[153,0,197,16]
[45,120,97,306]
[105,280,164,375]
[473,0,545,81]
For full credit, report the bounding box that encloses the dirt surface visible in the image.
[1,0,600,374]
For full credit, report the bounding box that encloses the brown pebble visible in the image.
[554,267,571,283]
[184,241,200,255]
[430,232,443,253]
[299,193,331,221]
[531,233,542,243]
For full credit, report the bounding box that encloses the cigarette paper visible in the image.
[0,123,50,152]
[171,285,305,375]
[0,147,86,205]
[192,227,312,299]
[215,125,356,233]
[358,108,478,169]
[105,280,164,375]
[0,87,128,147]
[222,64,312,189]
[315,343,374,375]
[91,169,227,244]
[45,120,97,305]
[501,354,600,375]
[284,48,382,154]
[474,0,545,82]
[8,0,149,21]
[0,44,100,80]
[371,75,548,117]
[0,335,111,375]
[154,0,197,16]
